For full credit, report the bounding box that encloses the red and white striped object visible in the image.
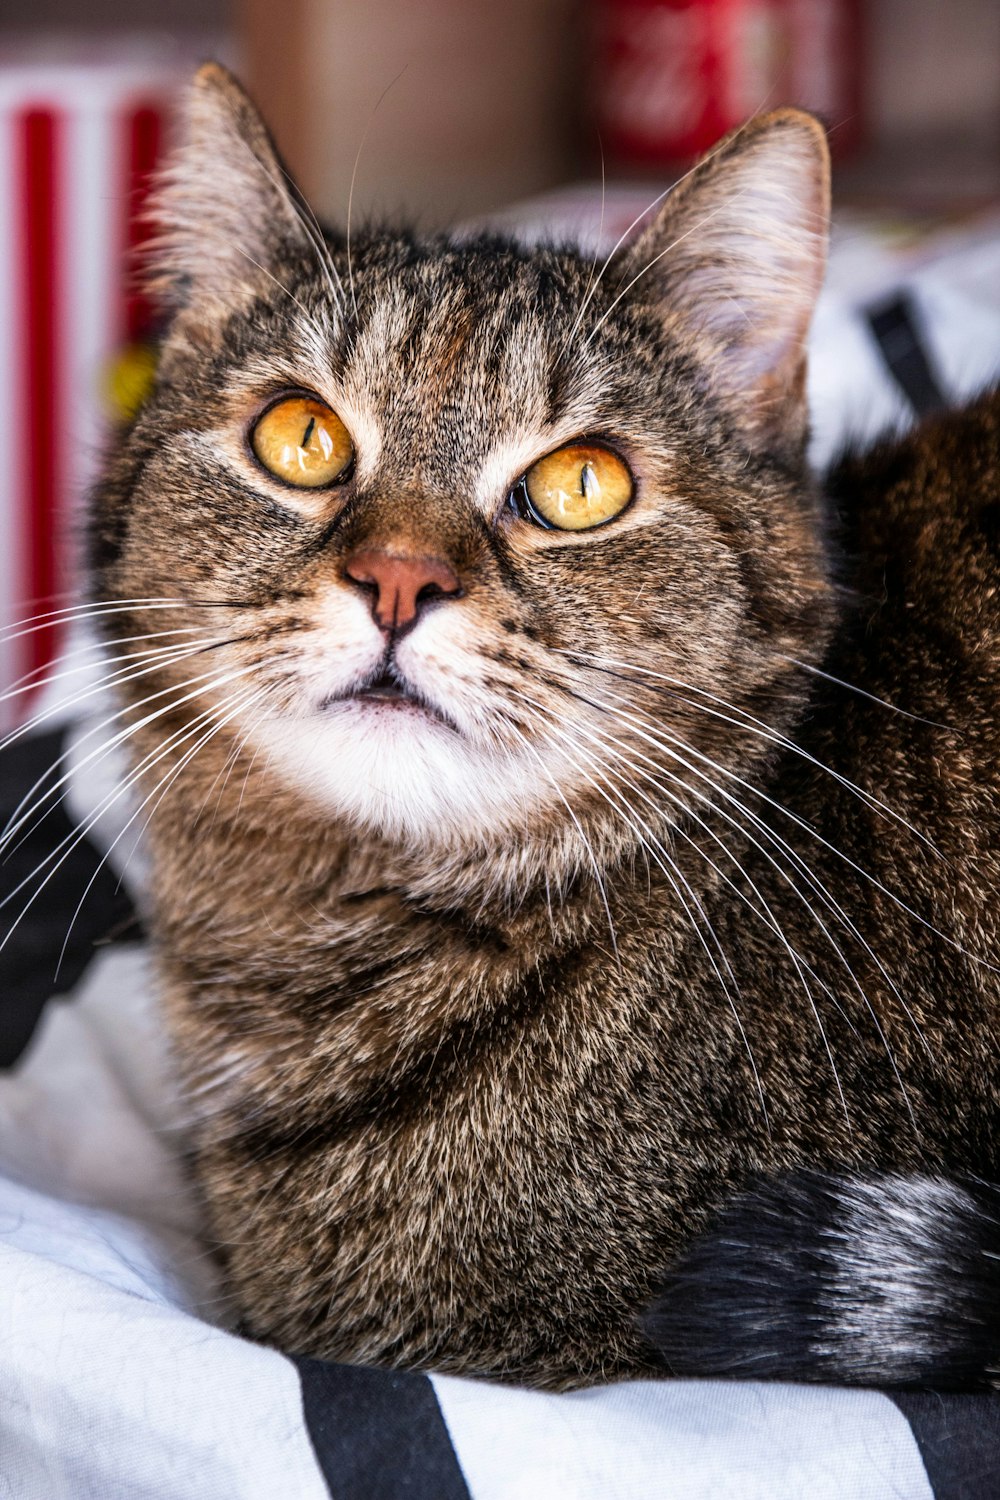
[0,45,213,732]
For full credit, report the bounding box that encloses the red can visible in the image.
[590,0,863,168]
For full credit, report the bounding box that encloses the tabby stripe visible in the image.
[226,957,559,1160]
[293,1357,471,1500]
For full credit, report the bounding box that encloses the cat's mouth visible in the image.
[360,669,410,703]
[323,668,459,732]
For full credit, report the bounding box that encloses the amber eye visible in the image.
[521,443,633,531]
[251,396,354,489]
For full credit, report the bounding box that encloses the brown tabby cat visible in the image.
[87,64,1000,1391]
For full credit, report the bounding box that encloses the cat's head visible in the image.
[91,65,833,874]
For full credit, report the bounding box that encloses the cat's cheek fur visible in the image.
[279,582,388,705]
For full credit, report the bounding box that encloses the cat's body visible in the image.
[87,66,1000,1389]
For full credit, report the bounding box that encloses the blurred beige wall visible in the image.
[239,0,581,229]
[237,0,999,223]
[842,0,1000,199]
[3,0,997,214]
[868,0,1000,144]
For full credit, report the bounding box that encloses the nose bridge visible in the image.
[344,476,474,566]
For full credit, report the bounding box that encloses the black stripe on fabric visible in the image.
[0,726,140,1068]
[865,292,948,419]
[293,1357,471,1500]
[889,1392,1000,1500]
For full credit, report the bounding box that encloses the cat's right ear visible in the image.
[145,63,318,319]
[613,109,830,451]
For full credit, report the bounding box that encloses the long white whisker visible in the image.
[537,691,843,1006]
[55,683,269,977]
[228,130,346,316]
[556,681,924,1132]
[535,695,870,1125]
[345,66,410,323]
[0,669,261,974]
[503,719,620,964]
[118,686,273,900]
[564,116,760,352]
[229,240,331,336]
[568,657,990,984]
[0,628,223,709]
[1,642,237,847]
[582,202,737,351]
[0,662,257,901]
[514,695,771,1128]
[780,655,950,728]
[560,648,943,858]
[555,134,607,365]
[0,597,211,648]
[569,678,921,1006]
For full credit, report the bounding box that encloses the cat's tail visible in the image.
[641,1171,1000,1389]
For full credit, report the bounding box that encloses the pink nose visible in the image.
[344,548,461,634]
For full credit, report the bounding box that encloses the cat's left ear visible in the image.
[146,63,320,319]
[616,109,830,449]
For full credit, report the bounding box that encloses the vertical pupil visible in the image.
[580,460,596,500]
[300,416,316,449]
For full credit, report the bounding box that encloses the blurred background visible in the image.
[1,0,998,723]
[7,0,997,223]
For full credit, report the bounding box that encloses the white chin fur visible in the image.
[248,700,560,847]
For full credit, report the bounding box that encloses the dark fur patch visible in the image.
[642,1171,1000,1389]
